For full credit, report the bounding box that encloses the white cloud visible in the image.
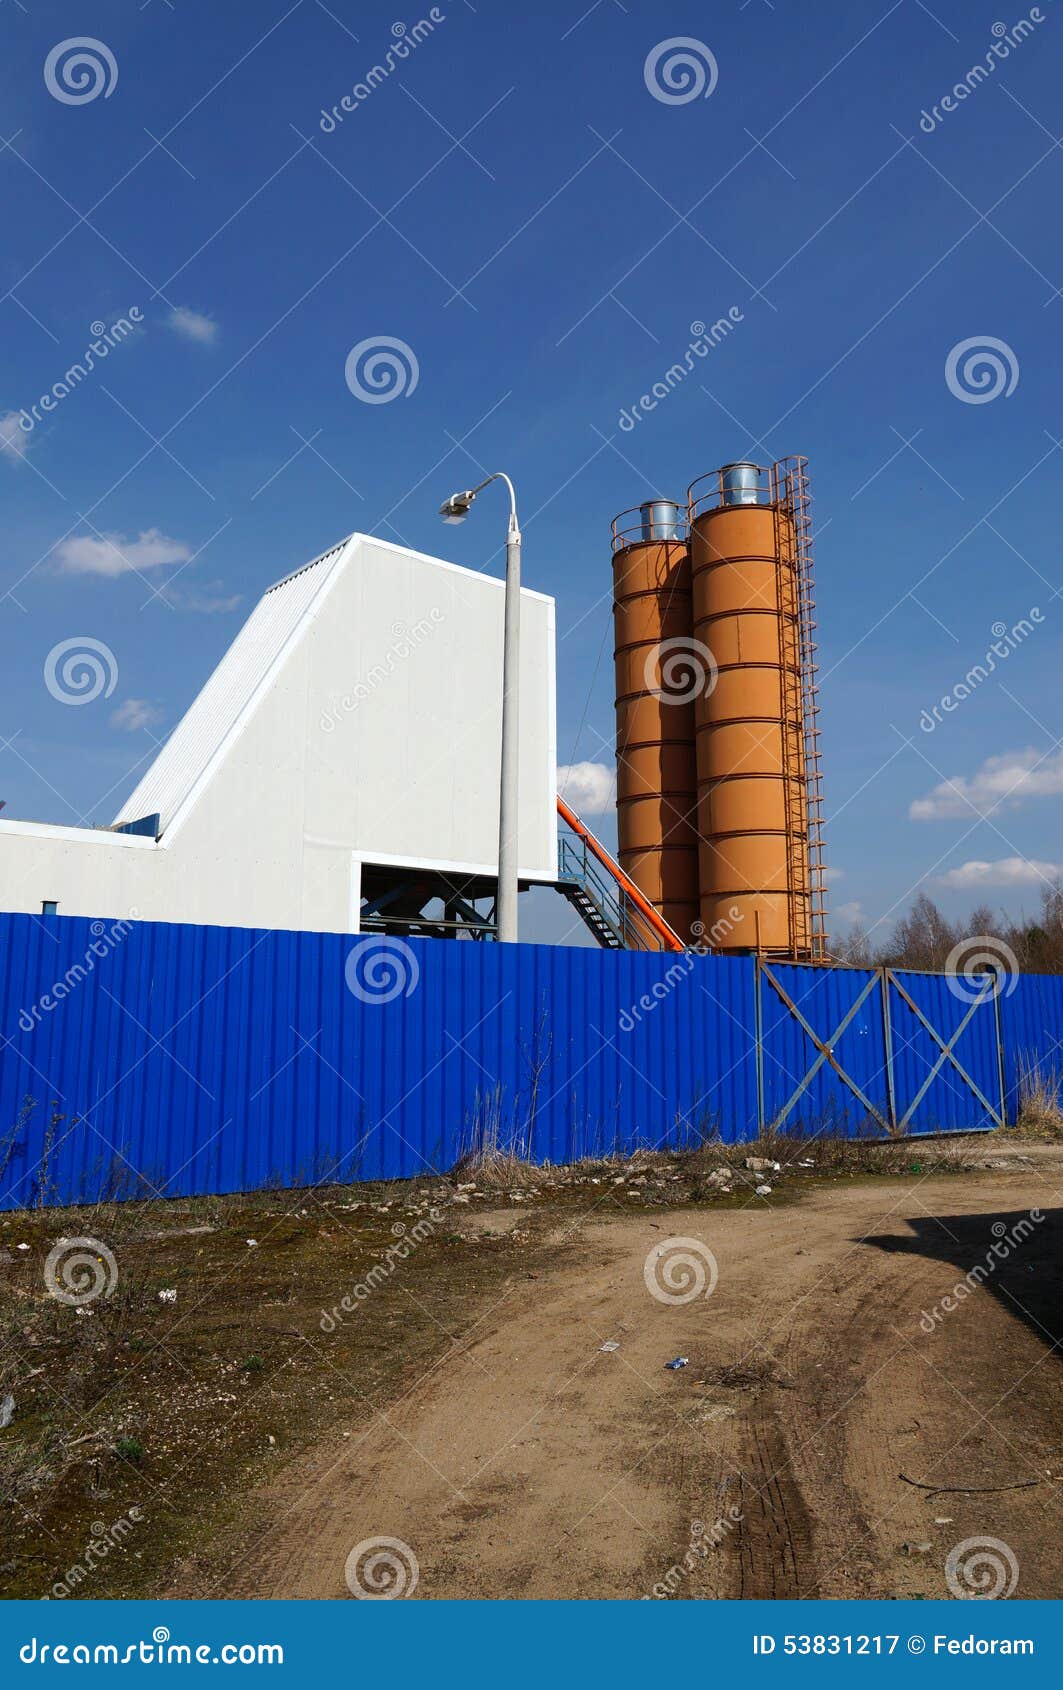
[0,410,31,464]
[110,698,163,733]
[822,866,845,884]
[159,579,241,614]
[835,900,865,925]
[936,857,1063,889]
[168,306,218,345]
[910,747,1063,820]
[55,527,192,578]
[558,760,616,814]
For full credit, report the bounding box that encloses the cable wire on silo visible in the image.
[563,613,612,775]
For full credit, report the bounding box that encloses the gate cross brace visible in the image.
[886,971,1004,1129]
[761,964,892,1134]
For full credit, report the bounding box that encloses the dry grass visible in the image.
[450,1146,549,1190]
[449,1119,982,1197]
[0,1178,527,1598]
[5,1119,1035,1595]
[1016,1056,1063,1139]
[451,1085,552,1189]
[453,1123,980,1201]
[680,1130,972,1181]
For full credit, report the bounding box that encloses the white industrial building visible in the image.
[0,533,559,938]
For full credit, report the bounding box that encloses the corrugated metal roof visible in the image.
[113,537,350,833]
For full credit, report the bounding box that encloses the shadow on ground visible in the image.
[863,1207,1062,1352]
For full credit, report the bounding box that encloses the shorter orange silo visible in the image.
[612,501,700,943]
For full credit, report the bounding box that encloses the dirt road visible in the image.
[199,1162,1062,1600]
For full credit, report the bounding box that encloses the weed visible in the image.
[0,1096,35,1187]
[452,1087,545,1190]
[1015,1054,1063,1138]
[33,1104,66,1209]
[679,1131,969,1180]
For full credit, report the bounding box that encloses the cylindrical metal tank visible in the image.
[688,463,813,955]
[612,501,699,943]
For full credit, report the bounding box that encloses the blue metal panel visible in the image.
[758,961,891,1135]
[4,912,1061,1210]
[112,813,160,838]
[0,915,759,1210]
[999,972,1063,1119]
[887,970,1003,1132]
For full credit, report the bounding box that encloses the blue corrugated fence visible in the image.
[0,912,1058,1209]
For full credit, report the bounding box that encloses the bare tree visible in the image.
[850,879,1063,976]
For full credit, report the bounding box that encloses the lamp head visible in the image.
[439,490,476,524]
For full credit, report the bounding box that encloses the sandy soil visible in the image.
[199,1157,1063,1600]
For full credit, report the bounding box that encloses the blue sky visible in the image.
[2,0,1061,947]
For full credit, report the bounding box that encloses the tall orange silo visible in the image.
[687,460,825,958]
[612,501,700,943]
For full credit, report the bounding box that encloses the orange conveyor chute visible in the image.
[556,795,685,953]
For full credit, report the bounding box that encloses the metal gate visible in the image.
[756,961,1006,1136]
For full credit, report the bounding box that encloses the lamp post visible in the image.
[439,473,521,943]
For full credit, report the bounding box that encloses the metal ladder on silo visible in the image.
[772,461,826,962]
[788,463,827,957]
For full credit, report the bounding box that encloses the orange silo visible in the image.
[612,501,700,944]
[687,460,825,959]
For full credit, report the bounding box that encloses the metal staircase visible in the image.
[555,798,684,953]
[556,837,630,948]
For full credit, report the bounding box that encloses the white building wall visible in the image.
[0,536,558,935]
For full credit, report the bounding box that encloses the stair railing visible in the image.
[556,797,685,953]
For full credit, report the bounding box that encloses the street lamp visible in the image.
[438,472,521,944]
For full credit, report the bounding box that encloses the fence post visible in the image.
[880,967,898,1133]
[754,954,765,1134]
[993,987,1008,1127]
